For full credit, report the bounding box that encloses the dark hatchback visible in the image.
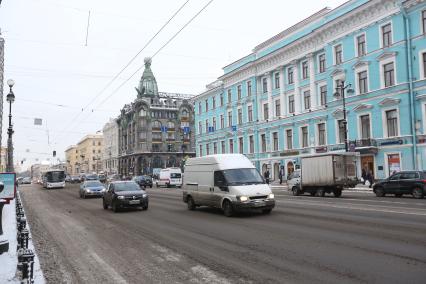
[373,171,426,199]
[103,181,149,212]
[132,175,153,188]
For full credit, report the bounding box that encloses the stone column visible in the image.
[293,61,301,114]
[308,53,317,109]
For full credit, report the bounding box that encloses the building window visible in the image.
[423,10,426,34]
[205,99,208,111]
[334,44,342,65]
[319,54,326,73]
[263,103,269,120]
[422,52,426,78]
[198,102,201,114]
[229,139,234,154]
[288,67,294,84]
[303,90,311,110]
[384,62,395,87]
[360,115,371,139]
[261,134,266,152]
[275,100,281,117]
[320,85,327,106]
[199,145,203,156]
[221,141,225,154]
[198,121,202,134]
[213,142,217,154]
[274,73,280,89]
[239,137,244,154]
[248,105,253,122]
[273,132,279,151]
[247,81,252,96]
[228,111,232,127]
[382,23,392,48]
[212,117,216,131]
[249,135,254,153]
[358,70,368,94]
[220,114,224,129]
[301,126,308,148]
[286,129,293,150]
[386,109,398,137]
[205,120,209,133]
[302,61,309,79]
[357,34,366,57]
[237,85,242,100]
[288,95,295,113]
[220,94,224,106]
[337,119,345,143]
[227,89,232,103]
[262,78,268,93]
[212,97,216,109]
[318,123,326,146]
[206,144,210,155]
[238,108,242,125]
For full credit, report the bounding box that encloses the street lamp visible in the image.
[334,82,354,152]
[6,79,15,172]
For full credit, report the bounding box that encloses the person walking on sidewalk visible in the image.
[366,170,373,188]
[361,168,367,185]
[279,166,285,185]
[264,169,270,185]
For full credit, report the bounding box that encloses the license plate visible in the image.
[129,200,140,205]
[254,202,265,207]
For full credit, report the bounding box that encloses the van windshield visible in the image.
[221,168,264,186]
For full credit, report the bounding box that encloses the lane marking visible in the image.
[90,251,127,284]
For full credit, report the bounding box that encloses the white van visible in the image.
[156,168,182,188]
[182,154,275,217]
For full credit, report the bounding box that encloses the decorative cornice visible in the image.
[378,97,401,107]
[376,51,398,61]
[330,68,345,77]
[352,60,370,70]
[353,103,374,112]
[331,108,348,119]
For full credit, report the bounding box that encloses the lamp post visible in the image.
[6,79,15,172]
[334,82,354,152]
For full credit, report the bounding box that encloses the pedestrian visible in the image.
[279,166,285,185]
[361,168,367,185]
[264,169,270,185]
[366,170,373,188]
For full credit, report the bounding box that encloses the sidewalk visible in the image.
[269,181,373,192]
[0,195,45,283]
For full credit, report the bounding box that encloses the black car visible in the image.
[70,176,81,183]
[103,181,149,212]
[373,171,426,199]
[132,175,153,188]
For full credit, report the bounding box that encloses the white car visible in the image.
[156,168,182,188]
[287,170,301,194]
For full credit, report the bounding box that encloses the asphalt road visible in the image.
[19,183,426,284]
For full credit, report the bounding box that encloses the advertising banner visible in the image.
[0,173,16,202]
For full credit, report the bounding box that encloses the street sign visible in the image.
[161,126,168,132]
[0,173,16,202]
[183,127,190,134]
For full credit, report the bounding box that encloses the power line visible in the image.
[54,0,191,142]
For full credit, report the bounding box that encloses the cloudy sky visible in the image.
[0,0,347,170]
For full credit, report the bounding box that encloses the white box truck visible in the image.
[182,154,275,217]
[290,152,360,197]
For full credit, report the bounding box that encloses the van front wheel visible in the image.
[223,200,234,217]
[187,197,196,210]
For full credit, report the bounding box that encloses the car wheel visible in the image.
[333,189,342,198]
[375,187,385,197]
[292,186,300,196]
[262,209,272,214]
[187,196,196,210]
[412,187,424,199]
[223,200,233,217]
[112,201,118,213]
[156,182,159,188]
[310,192,316,196]
[395,193,403,198]
[166,183,170,188]
[103,198,108,210]
[315,189,325,197]
[142,205,148,211]
[150,185,152,188]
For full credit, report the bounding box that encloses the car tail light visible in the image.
[422,180,426,184]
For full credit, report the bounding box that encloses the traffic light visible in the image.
[53,150,56,157]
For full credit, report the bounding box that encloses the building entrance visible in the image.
[361,155,375,178]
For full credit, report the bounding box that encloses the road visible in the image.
[18,183,426,284]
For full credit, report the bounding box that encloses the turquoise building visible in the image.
[194,0,426,180]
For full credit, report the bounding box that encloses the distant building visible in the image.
[102,118,119,175]
[65,134,103,174]
[0,146,6,172]
[116,58,195,177]
[31,162,50,182]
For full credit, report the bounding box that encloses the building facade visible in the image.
[0,33,4,169]
[65,134,103,175]
[102,118,119,175]
[195,0,426,180]
[117,57,195,177]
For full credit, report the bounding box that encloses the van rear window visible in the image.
[171,173,181,178]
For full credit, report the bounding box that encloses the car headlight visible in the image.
[101,188,106,192]
[142,194,147,198]
[268,193,275,199]
[238,196,249,202]
[117,195,125,200]
[85,189,91,192]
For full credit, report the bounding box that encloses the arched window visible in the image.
[152,120,161,128]
[139,108,147,117]
[181,109,189,117]
[167,121,175,129]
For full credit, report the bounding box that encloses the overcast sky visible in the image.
[0,0,347,171]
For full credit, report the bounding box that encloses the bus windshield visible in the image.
[45,171,65,183]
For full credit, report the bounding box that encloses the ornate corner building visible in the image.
[117,58,195,176]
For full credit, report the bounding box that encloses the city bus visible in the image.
[42,169,66,189]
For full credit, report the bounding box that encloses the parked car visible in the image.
[70,176,81,183]
[102,181,148,212]
[373,171,426,199]
[98,174,107,183]
[182,154,275,217]
[132,175,153,188]
[156,168,182,188]
[287,170,301,193]
[22,177,32,184]
[16,177,24,185]
[79,180,106,198]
